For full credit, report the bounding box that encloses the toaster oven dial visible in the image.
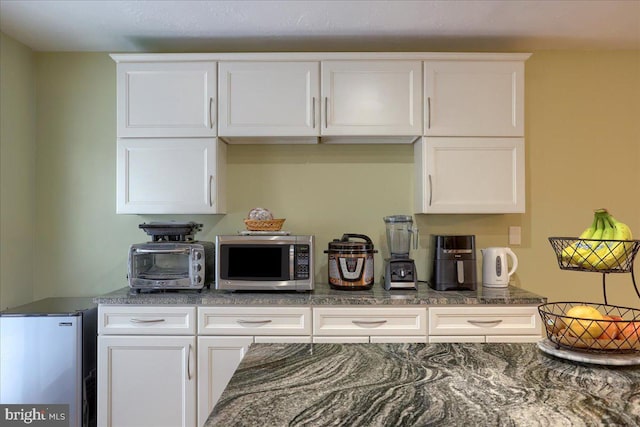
[196,275,202,283]
[195,251,202,260]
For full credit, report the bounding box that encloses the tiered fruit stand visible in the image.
[537,238,640,365]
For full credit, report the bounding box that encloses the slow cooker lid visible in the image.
[327,233,376,252]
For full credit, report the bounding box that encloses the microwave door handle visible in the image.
[289,245,295,279]
[134,248,191,254]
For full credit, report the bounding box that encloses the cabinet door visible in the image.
[117,61,217,138]
[424,61,524,137]
[414,137,525,214]
[98,335,196,427]
[218,62,320,139]
[116,138,226,214]
[321,61,423,137]
[197,336,253,427]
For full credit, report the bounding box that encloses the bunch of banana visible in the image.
[591,212,634,270]
[564,209,634,270]
[562,210,602,266]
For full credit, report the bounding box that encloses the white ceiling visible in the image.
[1,0,639,52]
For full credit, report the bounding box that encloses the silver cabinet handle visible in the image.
[428,174,433,207]
[312,97,316,129]
[324,97,328,128]
[187,343,192,380]
[237,319,273,325]
[467,319,503,326]
[209,97,214,129]
[427,96,431,129]
[209,175,214,207]
[129,318,166,324]
[352,319,388,326]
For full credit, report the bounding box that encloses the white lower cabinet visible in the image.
[97,306,197,427]
[98,335,196,427]
[197,336,252,427]
[98,304,540,427]
[196,307,311,426]
[428,306,542,343]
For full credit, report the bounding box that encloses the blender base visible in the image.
[383,258,417,290]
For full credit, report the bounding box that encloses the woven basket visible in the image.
[244,218,286,231]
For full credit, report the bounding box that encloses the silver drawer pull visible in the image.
[467,319,503,326]
[237,319,273,325]
[352,319,388,326]
[129,318,166,324]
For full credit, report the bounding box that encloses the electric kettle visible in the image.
[481,247,518,287]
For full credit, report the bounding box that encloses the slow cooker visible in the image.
[325,234,377,290]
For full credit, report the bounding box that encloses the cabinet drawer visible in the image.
[313,307,427,336]
[98,305,196,335]
[428,306,540,336]
[198,307,311,335]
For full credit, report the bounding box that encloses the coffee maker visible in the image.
[429,235,477,291]
[383,215,418,290]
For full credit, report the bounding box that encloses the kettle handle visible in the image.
[506,248,519,278]
[341,233,373,244]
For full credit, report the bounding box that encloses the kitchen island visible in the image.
[207,342,640,426]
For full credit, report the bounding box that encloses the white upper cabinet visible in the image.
[321,60,423,140]
[116,138,226,214]
[424,60,524,137]
[414,137,525,214]
[218,62,320,141]
[117,61,217,138]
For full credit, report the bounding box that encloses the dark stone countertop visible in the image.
[207,342,640,426]
[94,282,546,306]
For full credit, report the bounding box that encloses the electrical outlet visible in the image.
[509,226,521,245]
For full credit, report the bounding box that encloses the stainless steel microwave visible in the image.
[215,235,314,291]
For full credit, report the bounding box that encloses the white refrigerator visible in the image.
[0,298,97,427]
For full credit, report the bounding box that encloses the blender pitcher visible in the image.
[383,215,418,258]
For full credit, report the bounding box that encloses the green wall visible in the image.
[0,33,36,310]
[1,40,639,309]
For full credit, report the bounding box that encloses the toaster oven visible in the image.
[128,241,215,291]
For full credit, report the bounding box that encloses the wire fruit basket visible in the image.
[538,302,640,353]
[548,237,640,273]
[548,237,640,304]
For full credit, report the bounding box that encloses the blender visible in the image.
[383,215,418,290]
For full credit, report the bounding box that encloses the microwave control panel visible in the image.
[294,245,311,280]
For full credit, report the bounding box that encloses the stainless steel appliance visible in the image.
[325,234,377,290]
[0,298,97,427]
[430,234,477,291]
[216,234,314,291]
[383,215,418,290]
[128,222,214,292]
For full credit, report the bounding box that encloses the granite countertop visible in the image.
[94,282,546,306]
[207,343,640,426]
